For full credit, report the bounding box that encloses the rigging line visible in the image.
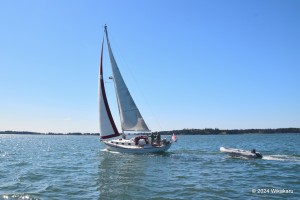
[108,32,164,131]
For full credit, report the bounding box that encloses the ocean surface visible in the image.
[0,134,299,200]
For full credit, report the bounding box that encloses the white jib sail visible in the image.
[105,27,150,132]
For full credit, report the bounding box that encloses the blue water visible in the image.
[0,134,299,199]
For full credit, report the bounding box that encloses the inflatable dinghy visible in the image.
[220,147,263,159]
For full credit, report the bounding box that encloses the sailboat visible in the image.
[99,25,173,153]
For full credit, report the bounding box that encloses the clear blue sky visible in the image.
[1,0,299,133]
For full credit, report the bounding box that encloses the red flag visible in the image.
[172,133,177,142]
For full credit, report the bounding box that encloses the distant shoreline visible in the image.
[0,131,99,136]
[153,128,300,135]
[1,128,300,136]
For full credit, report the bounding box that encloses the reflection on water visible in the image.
[97,150,171,200]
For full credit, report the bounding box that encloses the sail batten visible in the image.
[104,26,150,132]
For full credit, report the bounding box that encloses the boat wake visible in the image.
[1,194,39,200]
[100,148,120,154]
[262,154,300,162]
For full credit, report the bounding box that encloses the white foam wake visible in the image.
[100,148,120,154]
[262,155,300,162]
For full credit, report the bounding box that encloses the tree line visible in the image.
[1,128,299,135]
[154,128,300,135]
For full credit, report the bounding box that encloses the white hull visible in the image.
[220,147,263,158]
[102,140,172,154]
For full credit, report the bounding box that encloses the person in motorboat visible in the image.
[251,149,263,158]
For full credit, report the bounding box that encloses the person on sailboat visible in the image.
[157,133,161,146]
[122,133,126,139]
[150,133,155,145]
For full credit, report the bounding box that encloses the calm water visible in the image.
[0,134,299,200]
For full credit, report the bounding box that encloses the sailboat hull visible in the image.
[103,140,172,154]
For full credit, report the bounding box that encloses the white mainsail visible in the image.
[104,26,150,132]
[99,39,120,139]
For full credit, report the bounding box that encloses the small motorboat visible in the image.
[220,147,263,159]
